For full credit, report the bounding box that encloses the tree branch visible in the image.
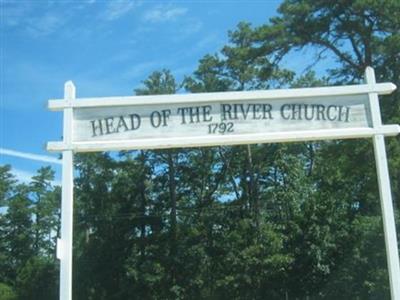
[315,38,361,71]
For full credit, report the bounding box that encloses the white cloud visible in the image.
[177,18,203,36]
[195,33,219,50]
[11,168,36,184]
[0,148,62,165]
[143,5,188,23]
[122,60,164,80]
[25,13,65,38]
[100,0,139,21]
[2,2,33,27]
[2,2,97,37]
[11,168,61,186]
[172,65,196,77]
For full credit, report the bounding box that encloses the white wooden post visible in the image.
[57,81,75,300]
[365,67,400,300]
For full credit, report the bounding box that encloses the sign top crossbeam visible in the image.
[48,82,396,110]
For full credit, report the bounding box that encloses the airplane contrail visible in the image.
[0,148,62,165]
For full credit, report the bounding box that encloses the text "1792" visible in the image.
[208,122,234,134]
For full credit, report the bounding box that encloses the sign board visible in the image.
[48,82,398,152]
[76,96,367,140]
[47,67,400,300]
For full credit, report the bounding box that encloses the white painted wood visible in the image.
[59,81,75,300]
[48,70,400,300]
[365,67,400,300]
[71,95,371,143]
[48,82,396,111]
[56,238,63,260]
[373,136,400,300]
[60,150,73,300]
[63,81,75,145]
[47,125,400,152]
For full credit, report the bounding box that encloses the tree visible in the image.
[0,283,16,300]
[30,167,60,257]
[1,165,60,299]
[256,0,400,81]
[134,69,181,298]
[3,1,399,298]
[15,257,58,300]
[255,0,400,202]
[2,184,34,283]
[73,152,130,299]
[134,69,178,96]
[0,165,16,207]
[252,0,400,297]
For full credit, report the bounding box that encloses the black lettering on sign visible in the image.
[203,105,213,122]
[238,104,251,120]
[327,105,337,121]
[316,105,326,121]
[345,107,350,122]
[280,104,291,120]
[262,104,273,119]
[161,109,171,126]
[105,117,115,134]
[116,116,129,132]
[222,103,273,120]
[150,111,162,128]
[177,105,213,124]
[252,104,262,120]
[304,104,315,120]
[338,106,351,122]
[150,109,171,128]
[90,114,142,137]
[280,104,350,122]
[129,114,141,130]
[208,122,234,134]
[221,104,232,121]
[177,107,187,124]
[291,104,302,120]
[91,119,104,137]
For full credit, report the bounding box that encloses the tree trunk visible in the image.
[246,145,260,231]
[139,151,147,260]
[167,150,177,285]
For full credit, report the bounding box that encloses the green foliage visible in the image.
[134,69,178,95]
[1,0,399,298]
[320,215,390,299]
[256,0,400,208]
[0,166,59,300]
[0,283,16,300]
[256,0,400,80]
[183,54,232,93]
[15,257,58,300]
[2,184,34,281]
[0,166,15,207]
[30,167,60,257]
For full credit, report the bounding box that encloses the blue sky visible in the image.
[1,0,330,184]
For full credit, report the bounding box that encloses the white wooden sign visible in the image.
[48,81,398,152]
[48,67,400,300]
